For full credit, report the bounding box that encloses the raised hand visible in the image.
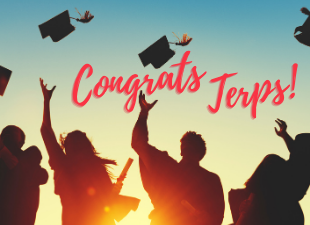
[139,91,158,114]
[40,78,56,101]
[275,118,287,137]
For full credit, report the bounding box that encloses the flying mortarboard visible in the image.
[294,7,310,46]
[39,10,75,42]
[0,66,12,96]
[138,36,175,69]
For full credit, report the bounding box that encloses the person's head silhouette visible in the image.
[180,131,206,163]
[60,130,95,157]
[25,146,43,165]
[59,130,116,166]
[245,154,287,193]
[1,125,25,152]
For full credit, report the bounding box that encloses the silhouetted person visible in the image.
[0,126,25,224]
[232,119,306,225]
[0,132,19,208]
[236,154,303,225]
[0,126,48,225]
[275,119,310,223]
[19,146,48,225]
[131,91,225,225]
[39,78,117,225]
[275,119,310,201]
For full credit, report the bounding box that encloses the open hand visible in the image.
[275,118,287,137]
[40,78,56,101]
[139,91,158,114]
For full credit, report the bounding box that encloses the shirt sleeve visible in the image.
[131,112,161,172]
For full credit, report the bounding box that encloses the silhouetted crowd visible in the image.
[0,80,309,225]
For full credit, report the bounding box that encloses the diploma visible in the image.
[118,158,134,181]
[113,158,134,194]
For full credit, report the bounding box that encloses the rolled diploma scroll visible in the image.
[113,158,134,193]
[181,200,197,214]
[119,158,134,181]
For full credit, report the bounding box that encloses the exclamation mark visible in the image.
[289,63,298,99]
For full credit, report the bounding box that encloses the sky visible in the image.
[1,0,310,224]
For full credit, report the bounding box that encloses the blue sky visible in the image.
[1,0,310,224]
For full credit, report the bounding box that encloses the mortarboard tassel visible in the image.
[169,32,193,46]
[70,8,94,23]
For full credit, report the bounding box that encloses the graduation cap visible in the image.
[139,36,175,69]
[0,66,12,96]
[39,10,75,42]
[294,7,310,46]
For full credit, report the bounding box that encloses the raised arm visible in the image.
[131,91,157,171]
[40,78,65,168]
[274,119,294,153]
[40,78,56,131]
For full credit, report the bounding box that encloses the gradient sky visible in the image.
[1,0,310,224]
